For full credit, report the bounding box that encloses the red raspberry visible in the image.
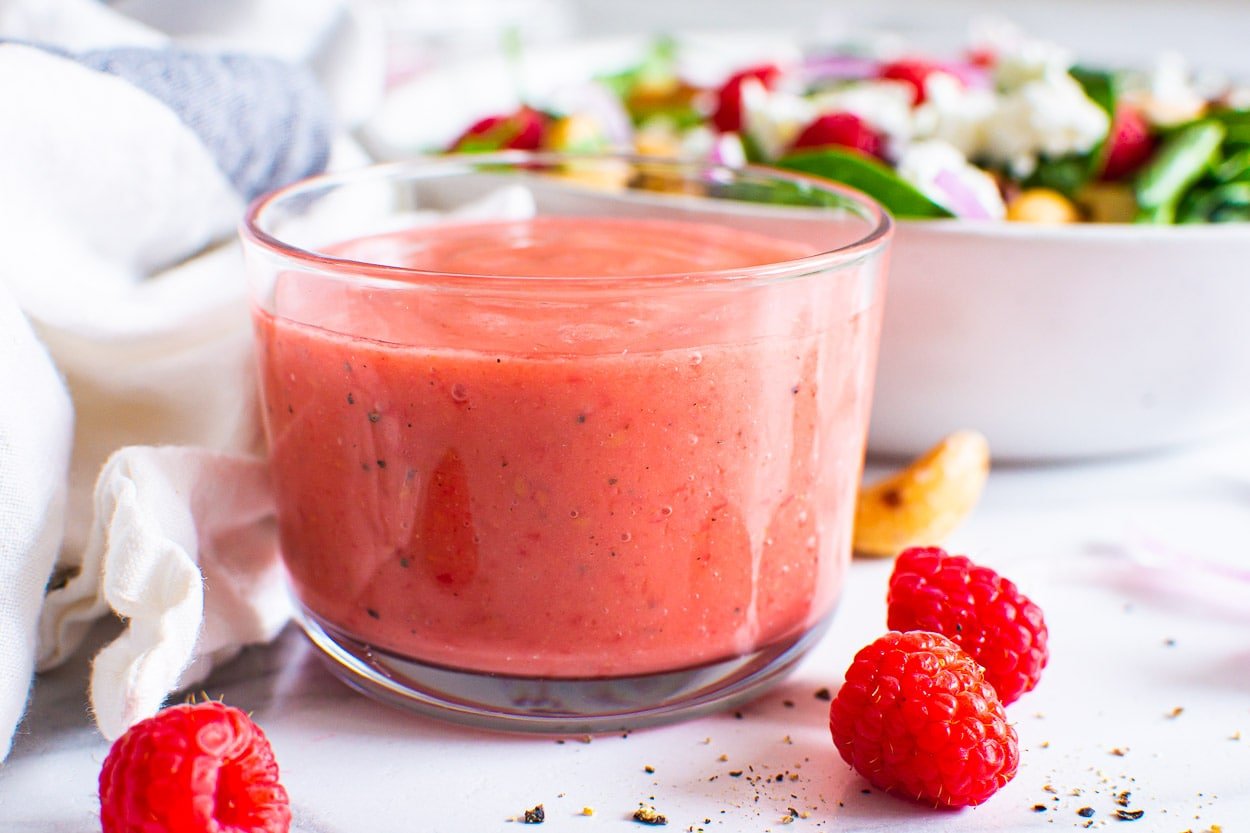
[965,48,997,69]
[99,701,291,833]
[1101,105,1156,181]
[790,112,885,158]
[880,59,946,105]
[712,64,782,133]
[829,631,1019,808]
[887,546,1048,705]
[450,107,546,152]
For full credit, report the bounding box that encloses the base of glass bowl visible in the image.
[295,607,834,734]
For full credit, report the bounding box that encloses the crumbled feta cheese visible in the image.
[740,78,814,160]
[957,27,1111,175]
[993,38,1075,92]
[896,139,1006,219]
[1136,51,1208,126]
[915,73,996,158]
[808,80,916,156]
[982,71,1109,177]
[970,19,1076,92]
[1227,84,1250,111]
[967,17,1025,62]
[672,125,745,166]
[677,124,717,158]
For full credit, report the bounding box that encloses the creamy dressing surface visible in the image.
[328,215,815,278]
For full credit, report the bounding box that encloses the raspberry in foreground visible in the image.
[887,546,1048,705]
[829,631,1019,808]
[99,700,291,833]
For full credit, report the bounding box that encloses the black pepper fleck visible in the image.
[376,460,386,469]
[367,411,380,422]
[522,804,545,824]
[1077,807,1095,818]
[814,687,832,701]
[347,393,355,405]
[366,608,380,620]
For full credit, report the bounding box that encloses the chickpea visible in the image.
[1006,188,1082,223]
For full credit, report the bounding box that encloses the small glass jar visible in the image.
[241,153,891,731]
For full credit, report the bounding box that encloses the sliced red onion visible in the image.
[800,54,882,83]
[933,168,994,219]
[939,61,992,90]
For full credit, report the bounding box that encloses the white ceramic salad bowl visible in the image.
[875,220,1250,460]
[360,35,1250,461]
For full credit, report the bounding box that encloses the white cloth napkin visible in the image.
[0,0,384,758]
[0,283,73,763]
[56,448,289,743]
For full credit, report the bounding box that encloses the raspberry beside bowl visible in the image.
[870,219,1250,461]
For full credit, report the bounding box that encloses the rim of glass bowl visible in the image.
[241,151,893,292]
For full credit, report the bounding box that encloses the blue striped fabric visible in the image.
[47,42,333,201]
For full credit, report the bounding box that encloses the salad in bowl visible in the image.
[431,27,1250,226]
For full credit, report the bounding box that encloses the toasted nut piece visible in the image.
[1006,188,1081,224]
[544,114,608,154]
[853,430,990,558]
[634,122,684,158]
[627,79,703,123]
[553,158,633,192]
[1076,182,1138,223]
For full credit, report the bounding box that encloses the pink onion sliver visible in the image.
[800,55,882,83]
[550,81,635,147]
[933,169,994,219]
[709,133,746,167]
[940,62,992,90]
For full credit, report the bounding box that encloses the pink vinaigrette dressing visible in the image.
[254,216,882,678]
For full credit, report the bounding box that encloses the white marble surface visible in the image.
[4,430,1249,832]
